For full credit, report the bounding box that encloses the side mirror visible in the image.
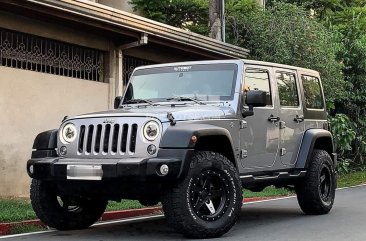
[242,90,267,118]
[114,96,122,109]
[246,90,267,107]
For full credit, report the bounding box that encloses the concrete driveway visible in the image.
[2,185,365,241]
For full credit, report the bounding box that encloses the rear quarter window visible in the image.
[276,72,299,107]
[301,75,324,109]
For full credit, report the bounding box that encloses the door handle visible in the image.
[268,115,280,122]
[294,115,304,123]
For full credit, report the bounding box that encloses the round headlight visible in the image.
[143,121,160,141]
[61,123,77,144]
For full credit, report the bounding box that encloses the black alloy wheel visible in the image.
[319,165,333,203]
[189,169,230,222]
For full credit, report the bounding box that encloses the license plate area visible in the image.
[67,165,103,180]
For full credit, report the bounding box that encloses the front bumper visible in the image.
[27,149,194,181]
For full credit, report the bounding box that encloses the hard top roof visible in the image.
[134,59,320,76]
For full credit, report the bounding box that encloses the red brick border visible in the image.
[100,207,162,221]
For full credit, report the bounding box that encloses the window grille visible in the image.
[123,56,154,85]
[0,28,104,82]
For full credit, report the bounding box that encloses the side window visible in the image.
[244,68,272,106]
[302,75,324,109]
[276,72,299,107]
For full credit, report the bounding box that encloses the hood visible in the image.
[67,104,237,123]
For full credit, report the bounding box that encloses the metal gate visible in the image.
[123,56,154,85]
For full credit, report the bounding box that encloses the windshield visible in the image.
[122,63,238,104]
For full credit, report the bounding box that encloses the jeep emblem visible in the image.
[103,118,115,124]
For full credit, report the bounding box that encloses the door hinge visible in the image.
[280,148,287,156]
[240,149,248,159]
[240,120,247,129]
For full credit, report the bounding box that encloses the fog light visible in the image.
[147,144,157,155]
[60,146,67,156]
[160,164,169,176]
[29,165,34,174]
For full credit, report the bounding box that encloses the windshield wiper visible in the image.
[166,96,206,105]
[124,99,154,106]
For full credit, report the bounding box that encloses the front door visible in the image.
[240,66,280,170]
[274,69,305,166]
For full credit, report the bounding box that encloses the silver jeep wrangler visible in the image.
[27,60,337,238]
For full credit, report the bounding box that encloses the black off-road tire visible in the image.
[30,179,107,230]
[295,149,336,215]
[162,151,243,239]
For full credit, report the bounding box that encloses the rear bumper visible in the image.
[27,149,194,181]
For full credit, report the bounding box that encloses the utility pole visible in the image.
[209,0,225,42]
[221,0,225,42]
[256,0,266,8]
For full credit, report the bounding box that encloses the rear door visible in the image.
[298,72,327,130]
[274,68,305,167]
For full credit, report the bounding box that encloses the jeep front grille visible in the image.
[77,123,138,155]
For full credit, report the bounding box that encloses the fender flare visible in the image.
[159,123,235,149]
[31,129,58,158]
[295,129,335,169]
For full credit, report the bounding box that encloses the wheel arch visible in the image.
[295,129,336,169]
[194,135,236,167]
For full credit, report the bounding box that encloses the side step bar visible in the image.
[240,170,307,184]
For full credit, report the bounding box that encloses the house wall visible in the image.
[0,67,109,197]
[0,11,113,197]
